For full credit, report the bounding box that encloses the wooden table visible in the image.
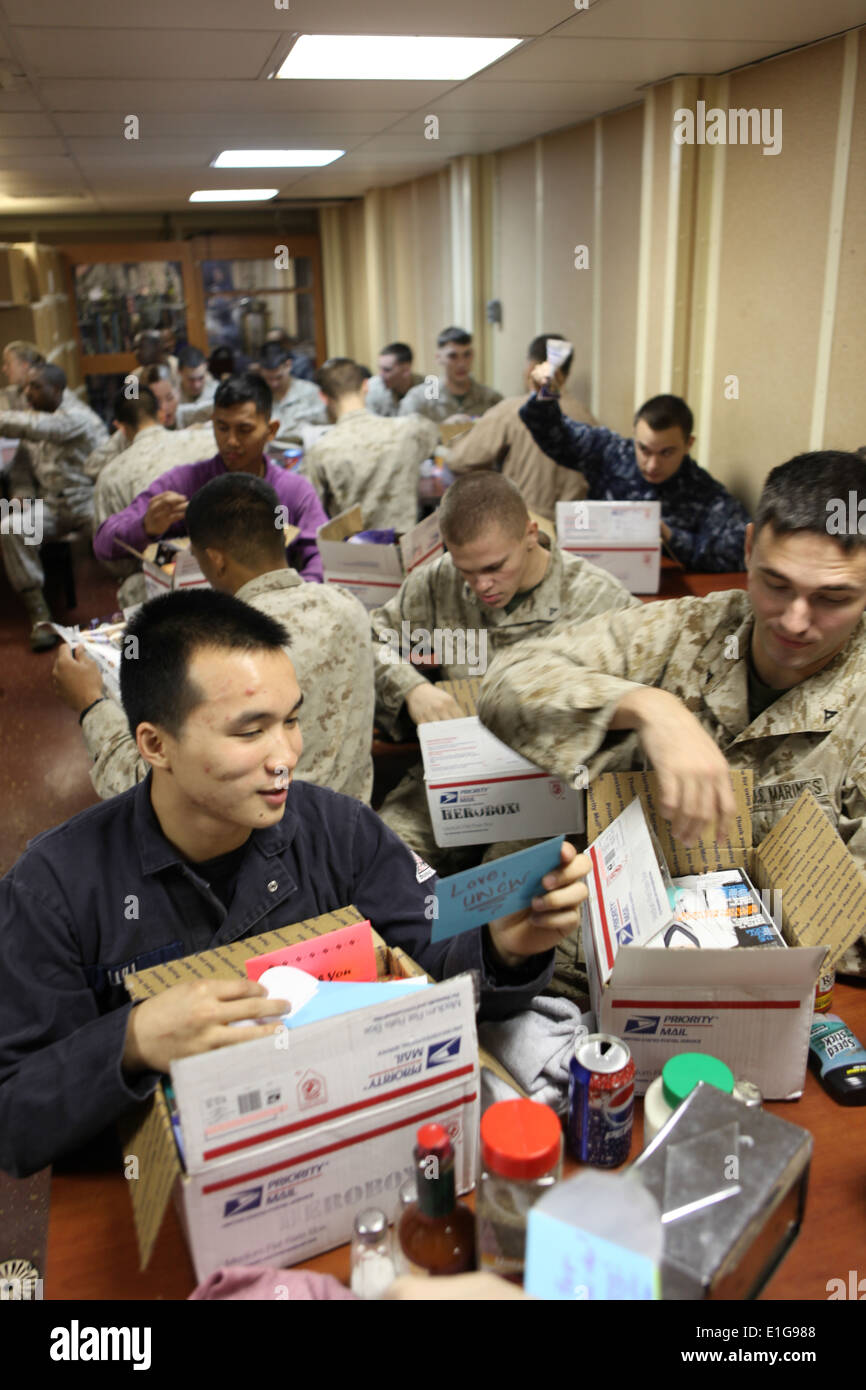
[42,980,865,1301]
[646,561,749,603]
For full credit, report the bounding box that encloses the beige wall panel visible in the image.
[538,123,597,408]
[643,83,674,398]
[708,39,844,506]
[407,170,453,378]
[492,141,537,397]
[825,38,866,452]
[598,104,643,435]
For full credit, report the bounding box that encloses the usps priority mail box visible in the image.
[316,505,443,610]
[582,771,865,1100]
[419,715,583,847]
[556,500,660,593]
[169,974,478,1279]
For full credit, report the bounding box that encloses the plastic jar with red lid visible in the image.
[476,1099,563,1279]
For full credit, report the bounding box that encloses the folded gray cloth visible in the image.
[479,997,594,1115]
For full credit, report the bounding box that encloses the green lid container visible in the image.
[662,1052,735,1109]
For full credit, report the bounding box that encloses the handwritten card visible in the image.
[245,921,378,984]
[431,836,565,943]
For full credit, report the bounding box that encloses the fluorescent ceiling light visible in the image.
[189,188,279,202]
[276,35,521,81]
[212,150,344,168]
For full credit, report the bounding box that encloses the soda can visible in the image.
[568,1033,635,1167]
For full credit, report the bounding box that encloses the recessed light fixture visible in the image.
[276,35,521,81]
[212,150,344,168]
[189,188,279,202]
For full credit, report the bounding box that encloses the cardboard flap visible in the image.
[752,790,866,967]
[439,420,474,445]
[611,941,825,989]
[282,524,300,547]
[117,1083,182,1272]
[125,906,367,1001]
[586,771,753,876]
[398,508,443,574]
[438,677,481,717]
[317,505,364,543]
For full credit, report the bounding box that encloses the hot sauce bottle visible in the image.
[398,1123,476,1275]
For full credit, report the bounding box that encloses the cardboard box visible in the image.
[14,241,65,299]
[419,714,584,848]
[0,245,34,305]
[556,500,661,593]
[121,908,484,1279]
[316,504,443,610]
[583,770,866,1099]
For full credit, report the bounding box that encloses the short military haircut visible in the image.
[143,363,174,386]
[4,340,44,366]
[187,472,286,569]
[381,342,413,364]
[634,394,694,439]
[754,451,866,554]
[315,357,367,399]
[439,471,529,548]
[437,326,472,349]
[259,342,292,371]
[214,371,272,419]
[113,384,159,428]
[527,333,573,377]
[32,361,66,394]
[177,344,207,369]
[121,590,290,739]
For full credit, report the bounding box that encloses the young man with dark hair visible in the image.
[258,342,327,446]
[92,373,327,582]
[399,326,502,425]
[521,362,750,571]
[302,357,438,531]
[447,331,597,519]
[479,450,866,979]
[0,361,107,649]
[174,344,217,427]
[371,470,638,865]
[2,588,588,1177]
[366,342,423,418]
[58,471,376,802]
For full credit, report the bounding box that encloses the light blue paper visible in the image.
[431,835,565,943]
[279,978,429,1029]
[525,1209,661,1301]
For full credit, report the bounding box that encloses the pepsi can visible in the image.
[568,1033,635,1167]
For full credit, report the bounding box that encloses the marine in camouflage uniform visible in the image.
[478,589,866,980]
[519,390,750,571]
[398,375,502,425]
[81,567,375,803]
[301,409,438,532]
[372,535,640,869]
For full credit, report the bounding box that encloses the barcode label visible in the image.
[237,1090,262,1116]
[604,845,617,872]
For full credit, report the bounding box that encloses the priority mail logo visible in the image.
[427,1037,461,1067]
[223,1187,263,1218]
[624,1015,660,1036]
[439,791,458,804]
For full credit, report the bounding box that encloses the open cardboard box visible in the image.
[556,499,661,593]
[583,770,866,1099]
[120,906,516,1280]
[316,504,443,610]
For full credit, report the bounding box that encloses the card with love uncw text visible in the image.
[431,835,565,943]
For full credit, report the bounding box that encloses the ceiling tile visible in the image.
[39,78,455,112]
[436,80,639,112]
[14,28,280,80]
[480,35,787,83]
[559,0,866,43]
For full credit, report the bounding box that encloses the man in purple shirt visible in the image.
[93,373,326,582]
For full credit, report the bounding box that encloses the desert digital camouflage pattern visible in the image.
[81,567,376,804]
[300,408,438,532]
[478,588,866,976]
[365,372,424,418]
[398,375,502,424]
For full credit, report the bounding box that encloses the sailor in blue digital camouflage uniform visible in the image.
[520,361,750,572]
[0,589,589,1178]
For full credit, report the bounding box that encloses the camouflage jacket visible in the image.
[365,373,424,418]
[271,378,328,445]
[300,408,438,532]
[0,398,107,500]
[81,567,376,803]
[478,589,866,966]
[519,393,750,571]
[398,376,502,425]
[371,537,640,737]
